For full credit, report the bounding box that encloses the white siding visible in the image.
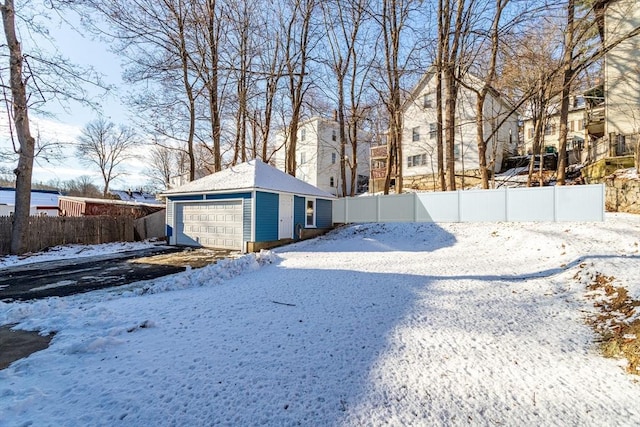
[402,71,518,178]
[605,0,640,137]
[274,117,372,196]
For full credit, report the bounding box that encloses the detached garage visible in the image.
[162,159,335,252]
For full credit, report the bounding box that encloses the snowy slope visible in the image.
[1,214,639,426]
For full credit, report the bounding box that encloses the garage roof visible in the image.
[162,159,335,199]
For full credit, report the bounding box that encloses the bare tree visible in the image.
[146,144,176,190]
[372,0,416,194]
[283,0,316,177]
[1,0,35,253]
[76,117,138,196]
[191,0,226,172]
[81,0,203,181]
[321,0,371,196]
[1,0,102,253]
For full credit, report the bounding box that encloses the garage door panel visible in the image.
[176,201,243,250]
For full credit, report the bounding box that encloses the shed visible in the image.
[59,196,164,219]
[161,159,335,252]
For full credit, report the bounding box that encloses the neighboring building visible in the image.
[604,0,640,139]
[274,117,371,197]
[162,159,335,252]
[583,0,640,162]
[396,68,519,190]
[58,196,164,218]
[521,96,587,164]
[0,187,60,216]
[110,190,160,204]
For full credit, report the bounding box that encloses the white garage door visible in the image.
[175,200,243,250]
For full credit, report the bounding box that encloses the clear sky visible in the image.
[0,4,150,190]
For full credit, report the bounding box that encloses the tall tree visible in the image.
[321,0,370,196]
[373,0,415,194]
[1,0,102,253]
[472,0,509,189]
[1,0,34,253]
[76,117,138,196]
[82,0,203,180]
[283,0,316,177]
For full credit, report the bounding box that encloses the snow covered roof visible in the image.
[110,190,162,204]
[162,159,336,199]
[0,187,59,207]
[58,195,165,209]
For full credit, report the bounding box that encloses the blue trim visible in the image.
[255,191,279,242]
[166,225,173,237]
[205,192,251,200]
[168,194,204,201]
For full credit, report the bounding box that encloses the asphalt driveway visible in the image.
[0,245,238,370]
[0,245,237,302]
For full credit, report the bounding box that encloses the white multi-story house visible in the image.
[521,97,587,162]
[274,117,371,197]
[603,0,640,153]
[582,0,640,163]
[400,68,519,189]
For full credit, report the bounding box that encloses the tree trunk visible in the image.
[2,0,36,254]
[557,0,575,185]
[436,9,445,191]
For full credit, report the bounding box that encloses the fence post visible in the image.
[344,197,349,224]
[553,185,558,222]
[505,187,510,222]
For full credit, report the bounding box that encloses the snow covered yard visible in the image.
[1,214,639,426]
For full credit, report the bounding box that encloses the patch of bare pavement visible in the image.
[0,245,238,370]
[0,325,54,370]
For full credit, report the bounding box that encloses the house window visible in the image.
[301,128,306,141]
[544,124,556,136]
[412,126,420,142]
[454,145,461,160]
[306,199,315,227]
[578,119,584,130]
[407,153,427,168]
[528,128,534,139]
[331,152,337,164]
[330,176,334,187]
[332,130,337,141]
[300,152,306,164]
[569,120,575,132]
[429,123,437,139]
[423,94,432,108]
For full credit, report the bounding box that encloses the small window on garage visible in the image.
[306,199,315,227]
[330,176,335,187]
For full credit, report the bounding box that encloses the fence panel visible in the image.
[335,184,604,225]
[416,192,459,222]
[0,216,134,255]
[556,185,605,222]
[506,186,555,221]
[378,194,415,222]
[459,189,507,222]
[346,196,379,223]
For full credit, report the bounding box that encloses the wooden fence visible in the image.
[0,216,134,255]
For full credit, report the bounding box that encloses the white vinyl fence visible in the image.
[333,184,605,223]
